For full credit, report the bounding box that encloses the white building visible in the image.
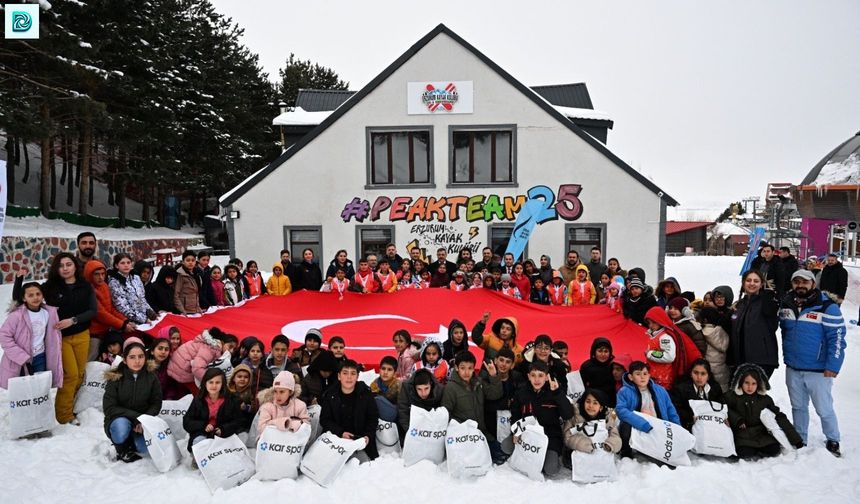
[220,24,677,280]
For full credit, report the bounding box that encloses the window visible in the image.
[450,126,516,185]
[356,226,394,261]
[367,128,432,186]
[283,226,322,265]
[565,224,606,259]
[488,224,527,261]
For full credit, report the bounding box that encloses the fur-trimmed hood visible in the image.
[730,362,770,395]
[257,384,303,405]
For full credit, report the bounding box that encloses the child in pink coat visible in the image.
[256,371,310,440]
[167,327,238,395]
[0,281,63,389]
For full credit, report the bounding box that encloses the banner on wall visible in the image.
[407,81,473,115]
[145,289,648,369]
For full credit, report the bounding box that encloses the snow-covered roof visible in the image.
[272,107,333,126]
[800,132,860,186]
[552,105,612,122]
[709,222,750,238]
[812,153,860,186]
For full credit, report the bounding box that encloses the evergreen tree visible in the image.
[278,53,349,107]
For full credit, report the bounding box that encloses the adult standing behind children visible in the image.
[14,253,97,425]
[295,248,324,291]
[730,270,780,378]
[779,269,846,457]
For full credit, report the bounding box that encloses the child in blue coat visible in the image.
[615,360,680,458]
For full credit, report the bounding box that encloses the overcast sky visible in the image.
[210,0,860,219]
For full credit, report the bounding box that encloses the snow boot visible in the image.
[826,441,841,458]
[115,440,142,463]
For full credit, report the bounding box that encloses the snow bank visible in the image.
[2,216,200,240]
[0,257,856,503]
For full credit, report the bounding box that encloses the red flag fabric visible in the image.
[144,289,649,370]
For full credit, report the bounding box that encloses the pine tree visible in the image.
[278,53,349,107]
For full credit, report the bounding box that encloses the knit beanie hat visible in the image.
[272,370,296,391]
[627,278,644,290]
[668,297,689,311]
[305,328,323,343]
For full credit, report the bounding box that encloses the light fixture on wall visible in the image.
[229,211,240,220]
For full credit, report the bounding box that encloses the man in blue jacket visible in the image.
[779,269,846,457]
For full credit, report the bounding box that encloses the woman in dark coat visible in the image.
[295,248,324,291]
[729,270,780,378]
[325,249,355,282]
[103,338,163,462]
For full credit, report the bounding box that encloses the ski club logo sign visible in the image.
[5,4,40,40]
[408,81,473,115]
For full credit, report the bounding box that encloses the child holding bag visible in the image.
[563,389,622,454]
[0,281,63,390]
[183,368,245,461]
[724,363,803,459]
[256,371,310,440]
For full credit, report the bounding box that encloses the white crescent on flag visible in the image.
[280,314,418,349]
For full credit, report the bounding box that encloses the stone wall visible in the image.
[1,236,204,283]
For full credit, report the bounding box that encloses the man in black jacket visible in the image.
[819,253,848,304]
[779,247,800,293]
[319,359,379,461]
[751,244,786,298]
[280,249,300,290]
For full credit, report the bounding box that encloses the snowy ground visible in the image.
[0,256,857,503]
[2,216,201,241]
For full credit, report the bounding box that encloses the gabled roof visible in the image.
[295,89,355,112]
[666,221,712,235]
[220,24,678,207]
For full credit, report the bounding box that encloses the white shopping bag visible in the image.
[760,408,793,451]
[358,370,379,386]
[245,409,262,448]
[508,422,548,481]
[630,412,696,466]
[307,404,322,445]
[139,414,181,472]
[445,419,492,478]
[74,361,111,414]
[571,420,618,483]
[196,351,233,387]
[376,419,401,455]
[565,371,585,404]
[300,432,367,487]
[496,409,513,455]
[192,434,255,493]
[255,424,312,480]
[158,394,193,440]
[689,400,736,457]
[8,371,55,439]
[402,406,449,467]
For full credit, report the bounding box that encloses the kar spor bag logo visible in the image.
[517,437,542,454]
[10,393,50,408]
[377,422,395,432]
[320,435,348,455]
[410,428,446,439]
[259,442,302,454]
[447,434,486,445]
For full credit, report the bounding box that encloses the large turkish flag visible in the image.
[144,289,649,370]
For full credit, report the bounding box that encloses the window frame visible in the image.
[282,225,323,266]
[564,223,607,260]
[448,124,517,187]
[487,223,528,262]
[355,225,396,262]
[365,126,435,189]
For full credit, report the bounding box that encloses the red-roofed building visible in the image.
[666,221,712,254]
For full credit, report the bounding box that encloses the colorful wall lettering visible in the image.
[340,184,583,224]
[403,224,483,262]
